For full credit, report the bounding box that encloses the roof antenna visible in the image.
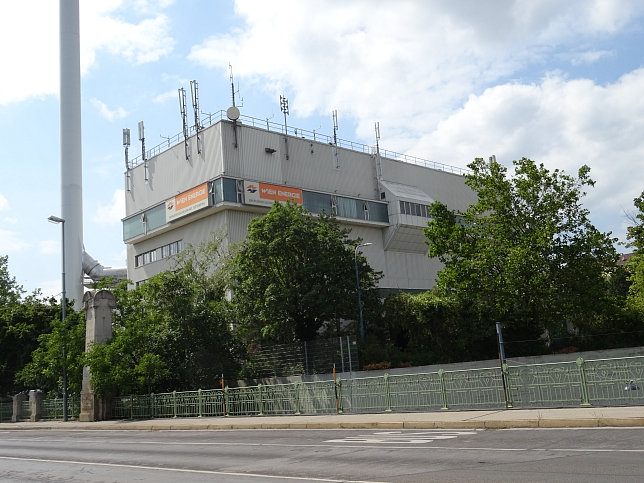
[374,121,381,155]
[123,128,131,191]
[333,110,338,146]
[226,64,241,148]
[178,87,190,160]
[332,110,340,168]
[280,94,289,160]
[138,121,148,181]
[374,122,383,191]
[229,63,243,108]
[190,80,202,154]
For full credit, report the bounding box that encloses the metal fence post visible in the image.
[384,373,392,412]
[172,390,177,418]
[337,378,343,414]
[198,389,203,417]
[258,384,264,416]
[130,395,134,419]
[438,369,448,410]
[295,382,301,415]
[502,364,513,408]
[223,386,229,417]
[150,393,155,419]
[576,357,591,406]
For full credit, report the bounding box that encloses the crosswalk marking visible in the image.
[324,430,479,444]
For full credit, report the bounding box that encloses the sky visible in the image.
[1,0,644,300]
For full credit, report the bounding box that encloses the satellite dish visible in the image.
[227,106,240,121]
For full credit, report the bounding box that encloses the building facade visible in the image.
[122,112,477,291]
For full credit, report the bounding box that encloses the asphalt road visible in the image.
[1,427,643,482]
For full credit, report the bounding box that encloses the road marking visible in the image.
[324,430,478,444]
[0,456,383,483]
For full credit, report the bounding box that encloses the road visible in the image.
[1,427,643,482]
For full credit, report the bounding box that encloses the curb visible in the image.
[3,417,644,431]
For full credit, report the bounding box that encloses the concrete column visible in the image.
[12,392,27,422]
[79,290,115,421]
[29,389,44,422]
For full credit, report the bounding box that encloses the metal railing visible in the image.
[128,111,469,176]
[105,356,643,420]
[0,401,12,422]
[40,396,80,420]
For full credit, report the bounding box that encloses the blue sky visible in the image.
[1,0,644,299]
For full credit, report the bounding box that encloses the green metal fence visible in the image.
[0,402,12,422]
[102,355,644,420]
[40,396,81,420]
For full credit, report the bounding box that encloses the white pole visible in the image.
[59,0,84,309]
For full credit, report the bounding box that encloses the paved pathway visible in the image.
[3,406,644,430]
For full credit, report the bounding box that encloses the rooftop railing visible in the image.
[128,110,469,176]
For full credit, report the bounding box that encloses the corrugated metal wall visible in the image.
[124,117,473,291]
[126,123,224,215]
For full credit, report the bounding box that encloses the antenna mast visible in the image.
[332,110,340,168]
[280,94,289,160]
[178,87,190,160]
[138,121,148,181]
[374,121,383,194]
[123,128,131,191]
[333,110,338,145]
[190,80,202,154]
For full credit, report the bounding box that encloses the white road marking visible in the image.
[0,456,383,482]
[324,430,478,444]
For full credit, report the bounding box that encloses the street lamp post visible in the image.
[354,242,372,343]
[48,215,67,422]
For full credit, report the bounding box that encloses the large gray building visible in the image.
[122,110,476,291]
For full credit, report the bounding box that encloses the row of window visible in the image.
[135,240,184,267]
[123,177,390,241]
[400,200,431,218]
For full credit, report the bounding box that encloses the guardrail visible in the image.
[107,356,643,420]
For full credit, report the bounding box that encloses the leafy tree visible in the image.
[626,191,644,314]
[0,255,60,396]
[425,158,618,353]
[85,235,240,397]
[231,201,382,344]
[15,310,85,398]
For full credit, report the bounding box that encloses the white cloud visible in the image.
[0,1,175,106]
[39,239,59,255]
[188,0,644,145]
[91,98,128,121]
[0,193,8,211]
[153,89,179,104]
[570,49,614,66]
[0,229,28,253]
[412,69,644,242]
[94,189,125,225]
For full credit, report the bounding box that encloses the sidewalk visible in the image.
[3,406,644,431]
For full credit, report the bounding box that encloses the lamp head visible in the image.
[48,215,65,224]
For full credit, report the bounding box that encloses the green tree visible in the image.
[231,201,381,344]
[0,255,60,396]
[626,191,644,314]
[15,310,85,398]
[425,158,618,353]
[85,236,240,397]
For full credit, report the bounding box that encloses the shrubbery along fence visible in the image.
[110,356,644,419]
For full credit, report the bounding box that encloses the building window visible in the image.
[400,200,431,218]
[160,240,184,259]
[135,248,158,267]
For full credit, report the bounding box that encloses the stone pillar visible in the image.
[12,392,27,422]
[29,389,44,422]
[79,290,115,422]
